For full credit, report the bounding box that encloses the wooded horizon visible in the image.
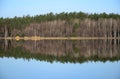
[0,12,120,38]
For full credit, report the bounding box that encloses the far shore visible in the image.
[0,36,120,41]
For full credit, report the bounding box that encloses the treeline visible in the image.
[0,12,120,37]
[22,18,120,37]
[0,12,120,28]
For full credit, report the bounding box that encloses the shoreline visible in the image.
[0,36,120,40]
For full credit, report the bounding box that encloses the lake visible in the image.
[0,39,120,79]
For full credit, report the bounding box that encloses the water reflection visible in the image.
[0,39,120,63]
[0,58,120,79]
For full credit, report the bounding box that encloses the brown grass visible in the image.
[0,36,120,41]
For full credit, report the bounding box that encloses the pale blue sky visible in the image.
[0,0,120,18]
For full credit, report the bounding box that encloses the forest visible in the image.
[0,11,120,37]
[0,12,120,63]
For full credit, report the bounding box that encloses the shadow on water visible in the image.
[0,39,120,63]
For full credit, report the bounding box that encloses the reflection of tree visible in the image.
[0,40,120,63]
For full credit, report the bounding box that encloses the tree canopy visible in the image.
[0,12,120,29]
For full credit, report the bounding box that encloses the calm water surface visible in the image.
[0,40,120,79]
[0,58,120,79]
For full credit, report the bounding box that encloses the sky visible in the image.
[0,0,120,18]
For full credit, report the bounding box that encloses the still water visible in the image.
[0,39,120,79]
[0,58,120,79]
